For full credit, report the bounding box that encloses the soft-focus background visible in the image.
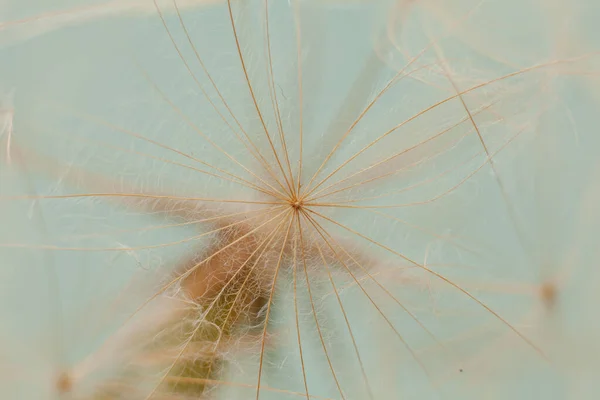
[1,1,600,399]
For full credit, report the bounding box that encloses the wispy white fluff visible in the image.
[0,0,221,47]
[0,90,14,164]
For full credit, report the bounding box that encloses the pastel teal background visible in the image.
[1,1,600,399]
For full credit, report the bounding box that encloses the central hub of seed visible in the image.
[290,198,303,210]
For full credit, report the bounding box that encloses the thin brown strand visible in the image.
[301,49,469,199]
[202,211,291,389]
[171,0,283,180]
[226,0,295,197]
[321,263,415,299]
[384,1,433,88]
[138,205,287,303]
[304,60,450,197]
[307,134,474,204]
[305,54,594,197]
[171,2,287,192]
[66,129,286,201]
[143,206,286,299]
[435,51,490,156]
[10,139,274,227]
[264,0,296,196]
[64,107,285,200]
[4,192,282,206]
[296,213,346,400]
[306,100,498,202]
[303,47,387,201]
[310,123,528,210]
[164,375,331,399]
[84,206,290,366]
[305,121,471,202]
[138,64,288,198]
[292,213,310,400]
[365,209,478,256]
[302,44,433,196]
[166,0,288,193]
[144,210,291,400]
[310,215,445,352]
[1,205,279,252]
[311,147,484,207]
[310,228,374,400]
[435,45,537,267]
[59,207,268,241]
[305,208,548,360]
[78,208,289,397]
[384,1,487,91]
[301,211,433,384]
[293,0,304,196]
[255,213,295,400]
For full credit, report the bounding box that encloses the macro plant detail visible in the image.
[1,0,600,399]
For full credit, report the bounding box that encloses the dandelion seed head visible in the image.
[55,371,73,394]
[1,0,600,399]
